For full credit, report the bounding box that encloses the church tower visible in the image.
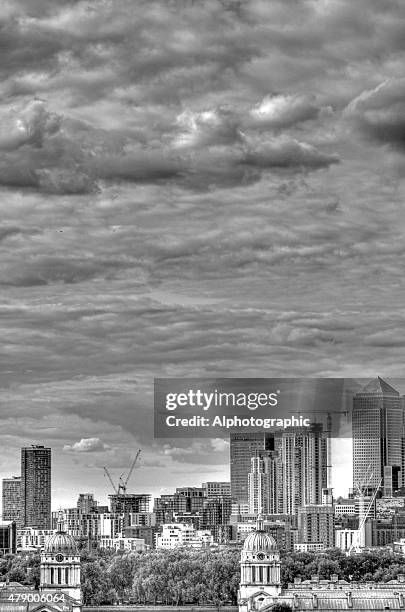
[40,512,82,604]
[238,515,281,612]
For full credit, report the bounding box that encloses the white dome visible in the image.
[44,531,78,555]
[243,530,277,553]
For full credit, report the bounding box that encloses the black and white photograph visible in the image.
[1,0,405,610]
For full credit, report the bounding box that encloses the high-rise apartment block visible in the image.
[297,504,334,549]
[233,426,328,516]
[231,433,274,504]
[21,445,51,529]
[2,476,21,523]
[353,377,404,497]
[276,425,328,515]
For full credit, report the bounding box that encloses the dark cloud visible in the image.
[347,78,405,150]
[241,138,339,170]
[0,98,338,194]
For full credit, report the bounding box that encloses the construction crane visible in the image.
[118,449,141,494]
[347,473,382,556]
[103,449,141,495]
[103,467,119,494]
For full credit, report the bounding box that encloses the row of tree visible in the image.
[4,547,405,605]
[82,549,240,605]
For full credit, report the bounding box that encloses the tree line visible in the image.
[3,548,405,605]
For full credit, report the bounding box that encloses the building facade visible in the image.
[276,425,328,515]
[238,516,281,612]
[156,523,213,549]
[353,377,404,497]
[21,445,51,529]
[231,433,274,505]
[40,516,81,604]
[202,481,231,497]
[2,476,21,523]
[297,504,334,549]
[109,493,151,514]
[0,521,17,554]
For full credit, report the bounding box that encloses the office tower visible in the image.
[353,377,404,497]
[297,504,334,549]
[2,476,21,523]
[230,433,274,504]
[21,445,51,529]
[275,424,328,515]
[175,487,205,512]
[202,481,231,497]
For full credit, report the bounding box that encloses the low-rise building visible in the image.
[156,523,213,549]
[294,542,324,553]
[0,521,17,553]
[18,527,56,551]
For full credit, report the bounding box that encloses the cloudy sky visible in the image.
[1,0,405,510]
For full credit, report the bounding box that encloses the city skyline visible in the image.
[1,376,405,512]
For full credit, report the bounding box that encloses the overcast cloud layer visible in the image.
[1,0,405,508]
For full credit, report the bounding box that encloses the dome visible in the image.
[242,515,277,553]
[243,530,277,553]
[44,531,78,555]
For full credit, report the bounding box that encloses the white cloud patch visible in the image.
[249,94,323,129]
[63,437,110,453]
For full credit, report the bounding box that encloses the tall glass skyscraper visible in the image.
[353,377,404,497]
[21,445,51,529]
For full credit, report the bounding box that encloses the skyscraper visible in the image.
[21,445,51,529]
[352,377,404,497]
[275,424,328,515]
[231,426,328,515]
[230,433,274,504]
[248,450,282,515]
[2,476,21,523]
[248,452,269,515]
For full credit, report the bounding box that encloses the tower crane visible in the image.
[103,467,118,494]
[103,449,142,496]
[347,476,382,555]
[347,464,383,557]
[118,449,141,494]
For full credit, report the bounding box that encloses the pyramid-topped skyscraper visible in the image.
[353,377,404,497]
[361,376,399,396]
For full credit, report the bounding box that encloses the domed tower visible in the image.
[238,515,281,612]
[40,512,82,603]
